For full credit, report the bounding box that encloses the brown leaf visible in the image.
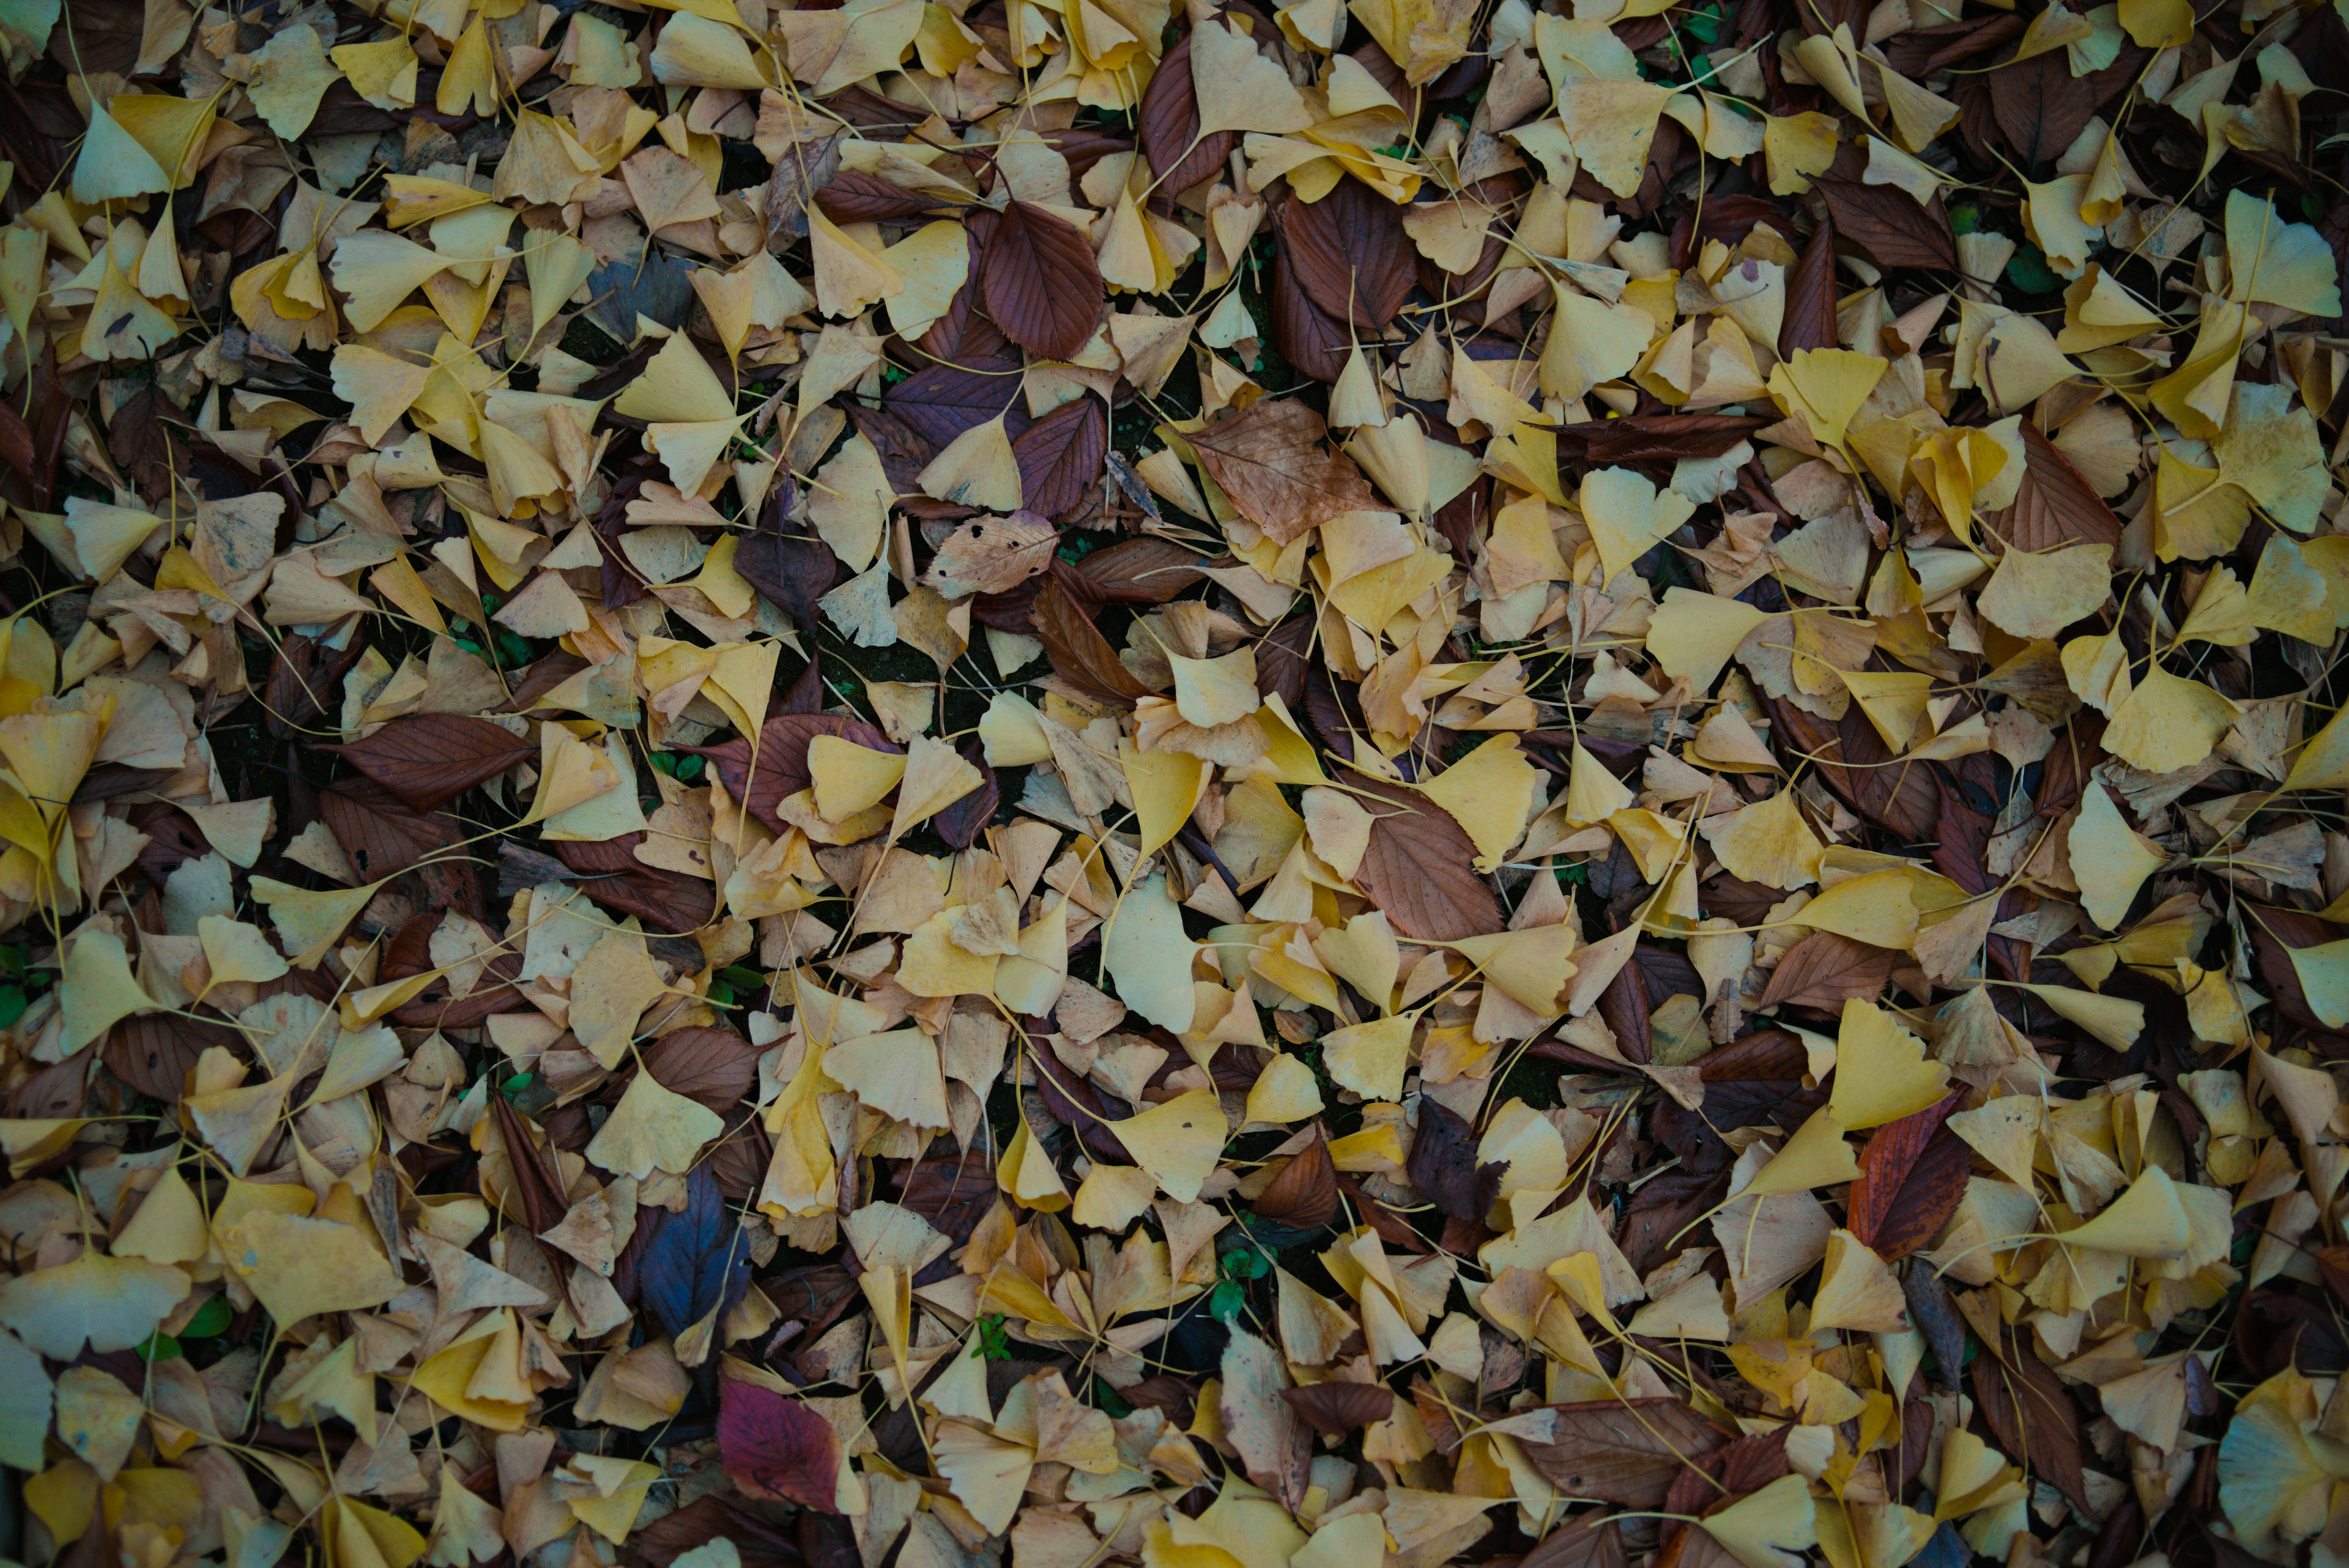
[1280,1382,1398,1438]
[734,534,844,626]
[1812,179,1956,272]
[719,1381,843,1513]
[104,1014,230,1102]
[1033,576,1152,708]
[265,632,366,738]
[644,1027,762,1112]
[1076,537,1208,604]
[1599,959,1653,1065]
[1275,179,1416,330]
[680,715,900,832]
[1255,615,1313,710]
[1551,414,1767,468]
[1970,1319,2091,1514]
[1987,43,2143,169]
[1846,1089,1969,1259]
[1264,242,1352,385]
[1619,1169,1730,1277]
[1520,1399,1731,1506]
[329,715,535,811]
[637,1498,803,1568]
[550,836,720,934]
[1187,400,1381,547]
[1780,216,1838,357]
[1878,11,2025,72]
[1132,29,1231,206]
[1523,1515,1627,1568]
[932,741,998,849]
[1765,697,1942,841]
[885,359,1022,450]
[981,200,1105,361]
[1137,28,1235,206]
[1408,1096,1499,1222]
[1756,931,1902,1013]
[1991,422,2124,551]
[1220,1328,1310,1512]
[813,168,948,223]
[1011,395,1106,518]
[1253,1129,1339,1230]
[1349,775,1505,942]
[763,132,841,246]
[317,779,464,882]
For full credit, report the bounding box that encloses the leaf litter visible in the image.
[6,0,2349,1566]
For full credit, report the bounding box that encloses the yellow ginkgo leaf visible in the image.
[585,1070,725,1180]
[2068,781,2165,931]
[1111,1089,1227,1203]
[1699,1473,1819,1568]
[1581,466,1697,585]
[1829,999,1948,1131]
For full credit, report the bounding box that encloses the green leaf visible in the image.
[707,979,737,1008]
[977,1315,1013,1359]
[2004,242,2061,295]
[718,965,768,992]
[1208,1279,1245,1321]
[0,987,28,1031]
[179,1295,232,1339]
[135,1331,180,1361]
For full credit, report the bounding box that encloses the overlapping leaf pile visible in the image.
[7,0,2349,1564]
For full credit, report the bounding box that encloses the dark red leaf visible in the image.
[1812,179,1956,272]
[1521,1400,1731,1506]
[317,778,464,882]
[1275,179,1416,330]
[1011,395,1106,518]
[1987,43,2143,169]
[1970,1319,2091,1513]
[680,715,900,833]
[549,836,718,934]
[1253,1129,1339,1229]
[1991,422,2125,551]
[885,360,1025,449]
[328,715,536,811]
[1349,775,1504,942]
[1033,576,1152,707]
[981,200,1105,361]
[1757,931,1902,1013]
[734,534,844,626]
[643,1027,762,1112]
[1846,1089,1969,1258]
[1280,1382,1397,1437]
[1137,28,1234,206]
[1264,242,1351,385]
[932,741,998,849]
[814,168,952,223]
[1076,537,1208,604]
[1779,215,1838,357]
